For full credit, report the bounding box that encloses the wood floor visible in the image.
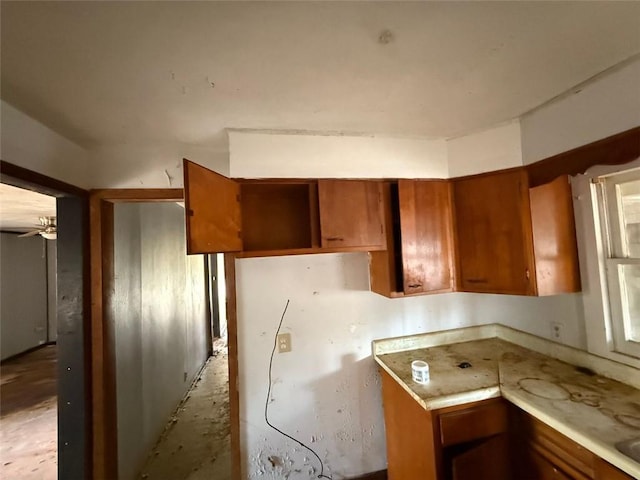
[139,340,231,480]
[0,345,57,480]
[0,342,231,480]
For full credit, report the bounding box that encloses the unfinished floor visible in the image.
[139,341,231,480]
[0,345,57,480]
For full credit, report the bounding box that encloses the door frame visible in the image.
[0,160,91,479]
[89,188,241,480]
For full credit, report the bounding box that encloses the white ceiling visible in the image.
[0,184,56,233]
[2,1,640,151]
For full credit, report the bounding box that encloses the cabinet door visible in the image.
[524,448,573,480]
[398,180,455,294]
[453,170,535,295]
[380,369,441,480]
[183,159,242,254]
[594,458,635,480]
[530,175,581,295]
[318,180,385,249]
[451,434,510,480]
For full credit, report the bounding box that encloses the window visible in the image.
[596,167,640,358]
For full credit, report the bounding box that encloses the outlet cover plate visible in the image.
[278,333,292,353]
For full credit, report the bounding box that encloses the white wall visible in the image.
[89,143,229,189]
[0,233,49,360]
[236,255,583,479]
[0,100,89,188]
[229,131,448,179]
[447,121,523,177]
[521,57,640,164]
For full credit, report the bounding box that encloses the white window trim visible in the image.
[572,157,640,368]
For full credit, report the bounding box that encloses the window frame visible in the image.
[570,159,640,369]
[594,167,640,359]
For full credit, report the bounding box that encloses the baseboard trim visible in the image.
[348,470,387,480]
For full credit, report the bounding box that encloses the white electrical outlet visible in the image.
[278,333,292,353]
[551,322,564,342]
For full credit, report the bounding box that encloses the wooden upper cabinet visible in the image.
[398,180,455,294]
[453,169,581,296]
[370,180,455,297]
[183,159,242,254]
[183,160,387,256]
[530,176,581,295]
[318,179,385,249]
[453,169,536,295]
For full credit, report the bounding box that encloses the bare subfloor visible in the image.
[140,340,231,480]
[0,345,57,480]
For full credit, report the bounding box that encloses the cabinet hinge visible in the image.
[236,194,241,202]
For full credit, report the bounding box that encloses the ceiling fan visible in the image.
[19,216,57,240]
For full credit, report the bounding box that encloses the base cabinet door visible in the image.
[380,369,440,480]
[449,435,510,480]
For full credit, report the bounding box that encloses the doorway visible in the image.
[0,160,90,480]
[89,190,239,480]
[0,183,58,480]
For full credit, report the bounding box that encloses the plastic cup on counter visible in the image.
[411,360,430,384]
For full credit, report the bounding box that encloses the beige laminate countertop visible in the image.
[373,329,640,479]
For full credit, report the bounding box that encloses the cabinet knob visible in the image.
[407,283,423,289]
[525,269,530,280]
[325,237,344,242]
[466,278,488,284]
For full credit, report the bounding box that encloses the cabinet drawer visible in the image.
[439,400,508,447]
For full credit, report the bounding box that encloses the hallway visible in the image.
[0,345,57,480]
[139,340,231,480]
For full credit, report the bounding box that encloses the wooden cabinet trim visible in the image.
[448,127,640,188]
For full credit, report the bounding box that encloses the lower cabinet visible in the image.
[379,369,509,480]
[439,399,510,480]
[510,405,634,480]
[379,369,634,480]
